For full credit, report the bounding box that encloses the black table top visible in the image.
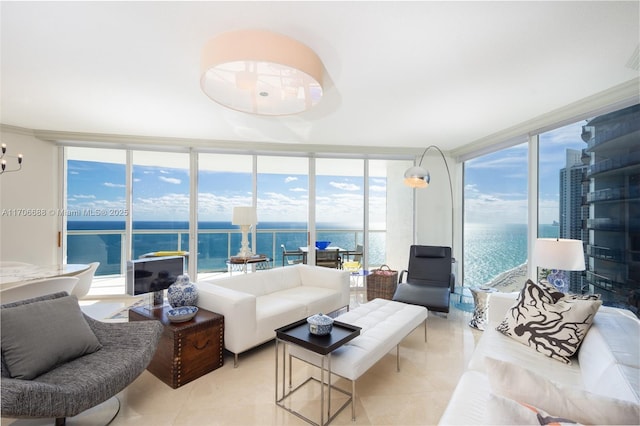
[275,318,361,355]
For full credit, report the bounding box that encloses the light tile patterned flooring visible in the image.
[2,283,483,426]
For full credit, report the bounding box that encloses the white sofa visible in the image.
[196,264,350,366]
[440,291,640,425]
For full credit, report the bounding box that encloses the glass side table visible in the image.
[468,287,497,330]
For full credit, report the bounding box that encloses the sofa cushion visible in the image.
[1,295,102,379]
[275,286,344,317]
[485,357,640,425]
[578,308,640,403]
[496,279,601,364]
[485,394,583,426]
[467,327,584,386]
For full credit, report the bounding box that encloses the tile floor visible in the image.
[2,289,483,426]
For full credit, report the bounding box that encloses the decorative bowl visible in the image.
[307,313,334,336]
[167,306,198,323]
[315,241,331,250]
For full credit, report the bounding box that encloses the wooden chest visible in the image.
[129,305,224,388]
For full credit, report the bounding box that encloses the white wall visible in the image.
[415,150,458,258]
[0,128,60,264]
[385,161,414,272]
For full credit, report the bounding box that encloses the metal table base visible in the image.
[275,338,352,426]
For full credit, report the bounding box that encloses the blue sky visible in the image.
[464,120,588,224]
[68,119,587,227]
[67,159,387,227]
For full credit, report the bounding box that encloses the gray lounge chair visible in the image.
[392,245,453,314]
[1,292,163,425]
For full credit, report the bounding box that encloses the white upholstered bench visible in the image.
[289,298,428,420]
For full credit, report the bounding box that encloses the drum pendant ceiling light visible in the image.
[200,30,324,115]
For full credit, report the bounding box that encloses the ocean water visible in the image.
[67,221,382,275]
[463,223,558,286]
[68,221,555,286]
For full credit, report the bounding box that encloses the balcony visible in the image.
[67,227,384,277]
[586,245,625,263]
[586,187,625,203]
[586,119,640,150]
[587,218,625,232]
[587,151,640,177]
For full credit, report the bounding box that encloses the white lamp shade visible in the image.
[534,238,585,271]
[200,30,324,115]
[232,206,257,226]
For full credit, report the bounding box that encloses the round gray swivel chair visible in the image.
[1,292,164,425]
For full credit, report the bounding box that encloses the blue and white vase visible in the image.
[167,273,198,308]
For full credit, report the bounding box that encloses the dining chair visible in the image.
[280,244,304,267]
[0,276,80,304]
[71,262,100,299]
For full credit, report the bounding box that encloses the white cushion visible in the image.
[578,309,640,403]
[485,394,583,426]
[485,357,640,425]
[289,299,428,380]
[467,327,584,387]
[438,371,490,425]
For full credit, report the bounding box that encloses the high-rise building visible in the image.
[559,149,588,293]
[581,104,640,312]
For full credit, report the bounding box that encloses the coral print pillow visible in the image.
[496,279,601,364]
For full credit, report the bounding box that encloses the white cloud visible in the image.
[370,185,386,192]
[104,182,125,188]
[329,181,360,191]
[159,176,181,185]
[73,194,97,199]
[289,187,307,192]
[284,176,298,183]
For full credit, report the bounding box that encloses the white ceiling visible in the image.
[1,1,639,154]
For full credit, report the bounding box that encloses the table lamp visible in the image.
[533,238,585,293]
[232,206,257,258]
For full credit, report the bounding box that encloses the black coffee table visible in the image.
[275,318,361,426]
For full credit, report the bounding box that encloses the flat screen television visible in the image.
[126,256,184,297]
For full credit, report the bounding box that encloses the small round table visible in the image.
[468,287,497,330]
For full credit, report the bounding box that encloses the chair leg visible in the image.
[55,418,66,426]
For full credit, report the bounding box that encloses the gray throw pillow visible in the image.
[1,295,102,379]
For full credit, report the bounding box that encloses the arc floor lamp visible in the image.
[404,145,454,253]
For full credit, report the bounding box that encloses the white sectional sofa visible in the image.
[440,290,640,425]
[196,264,350,366]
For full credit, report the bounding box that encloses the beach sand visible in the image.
[484,263,528,293]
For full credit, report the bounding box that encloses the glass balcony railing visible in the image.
[67,228,386,277]
[586,187,625,203]
[586,245,625,263]
[587,151,640,176]
[587,119,640,150]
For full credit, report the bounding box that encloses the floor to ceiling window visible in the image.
[197,153,253,272]
[538,120,591,292]
[65,147,126,276]
[256,155,308,266]
[536,105,640,314]
[131,151,190,260]
[463,143,529,287]
[315,158,365,267]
